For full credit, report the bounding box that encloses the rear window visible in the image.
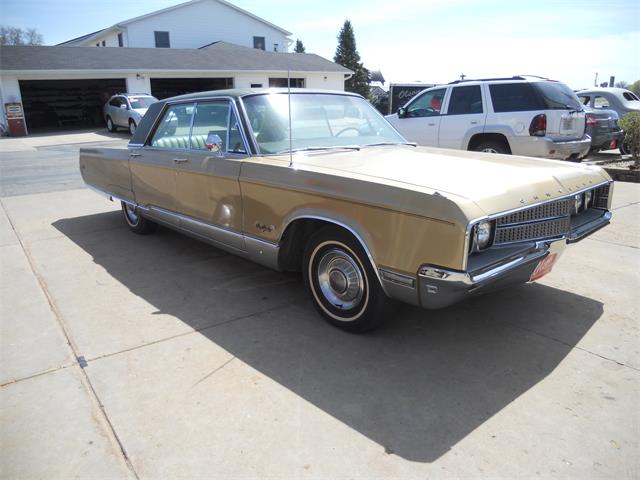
[489,83,544,112]
[623,91,640,102]
[532,82,582,110]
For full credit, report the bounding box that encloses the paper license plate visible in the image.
[530,253,558,282]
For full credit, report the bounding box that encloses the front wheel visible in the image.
[129,120,137,136]
[303,226,390,333]
[121,202,157,235]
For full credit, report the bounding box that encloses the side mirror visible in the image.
[120,104,128,110]
[206,133,223,153]
[398,107,406,118]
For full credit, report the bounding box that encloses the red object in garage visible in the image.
[5,103,27,136]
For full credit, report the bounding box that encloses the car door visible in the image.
[438,85,486,149]
[174,99,247,250]
[391,87,447,145]
[129,102,195,216]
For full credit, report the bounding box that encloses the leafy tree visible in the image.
[333,20,370,98]
[629,80,640,97]
[294,39,306,53]
[0,26,44,45]
[615,80,629,89]
[619,112,640,167]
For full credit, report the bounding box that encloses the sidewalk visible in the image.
[0,129,128,152]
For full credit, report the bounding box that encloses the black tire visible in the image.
[129,120,137,136]
[619,141,630,156]
[473,139,510,155]
[106,116,116,132]
[303,226,390,333]
[121,202,157,235]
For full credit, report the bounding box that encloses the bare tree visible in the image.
[0,25,44,45]
[615,80,629,89]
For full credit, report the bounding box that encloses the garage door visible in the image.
[20,79,126,131]
[150,78,233,100]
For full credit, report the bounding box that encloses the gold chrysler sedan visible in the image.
[79,89,613,332]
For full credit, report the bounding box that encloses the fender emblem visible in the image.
[255,222,275,233]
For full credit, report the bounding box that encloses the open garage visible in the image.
[19,79,126,132]
[150,78,233,100]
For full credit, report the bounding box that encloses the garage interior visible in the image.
[150,78,233,100]
[19,79,126,132]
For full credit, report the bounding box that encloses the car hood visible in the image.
[132,108,148,116]
[290,145,611,217]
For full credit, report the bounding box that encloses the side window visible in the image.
[489,83,543,112]
[448,86,483,115]
[150,103,194,149]
[594,96,610,108]
[406,88,446,117]
[578,95,590,105]
[109,97,121,107]
[190,100,230,151]
[228,108,246,154]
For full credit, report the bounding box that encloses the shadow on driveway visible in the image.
[53,211,604,463]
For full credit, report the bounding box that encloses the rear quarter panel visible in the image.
[79,147,134,201]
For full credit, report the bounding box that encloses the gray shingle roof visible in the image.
[0,42,352,74]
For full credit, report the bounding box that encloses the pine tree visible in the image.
[333,20,370,98]
[294,39,306,53]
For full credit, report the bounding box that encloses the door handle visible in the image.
[428,123,436,127]
[129,152,142,157]
[173,158,188,164]
[470,121,478,125]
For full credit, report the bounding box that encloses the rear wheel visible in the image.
[473,140,510,154]
[620,141,630,156]
[303,226,389,333]
[106,116,116,132]
[121,202,157,234]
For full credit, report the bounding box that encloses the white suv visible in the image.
[386,76,591,161]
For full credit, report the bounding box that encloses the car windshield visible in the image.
[242,93,408,154]
[533,82,582,110]
[128,96,157,109]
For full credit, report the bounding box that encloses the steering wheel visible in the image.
[334,127,360,137]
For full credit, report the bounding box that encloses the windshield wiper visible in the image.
[276,145,361,154]
[362,141,417,148]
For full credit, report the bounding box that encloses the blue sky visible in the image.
[2,0,638,89]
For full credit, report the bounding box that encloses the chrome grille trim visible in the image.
[496,198,572,226]
[494,217,570,245]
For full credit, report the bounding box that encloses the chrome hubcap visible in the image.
[124,204,139,224]
[130,123,136,134]
[481,147,498,153]
[317,248,364,310]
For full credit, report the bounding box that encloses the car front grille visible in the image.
[491,184,610,246]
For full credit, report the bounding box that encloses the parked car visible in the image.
[104,93,158,135]
[80,89,613,332]
[583,106,624,154]
[577,88,640,118]
[386,76,591,161]
[577,88,640,155]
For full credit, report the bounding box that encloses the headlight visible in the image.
[572,194,583,215]
[474,220,493,250]
[585,190,592,208]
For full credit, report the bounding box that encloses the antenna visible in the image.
[287,67,293,168]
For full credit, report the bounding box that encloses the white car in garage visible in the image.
[104,93,158,135]
[386,76,591,161]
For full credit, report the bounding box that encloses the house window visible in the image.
[250,83,263,88]
[253,36,265,50]
[118,33,123,47]
[269,78,305,88]
[154,31,170,48]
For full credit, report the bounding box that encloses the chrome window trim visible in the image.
[462,179,612,270]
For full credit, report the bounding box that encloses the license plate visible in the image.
[530,253,558,282]
[561,117,574,131]
[609,139,618,149]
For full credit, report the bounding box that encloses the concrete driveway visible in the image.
[0,135,638,479]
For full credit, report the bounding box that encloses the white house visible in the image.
[58,0,293,53]
[0,43,351,133]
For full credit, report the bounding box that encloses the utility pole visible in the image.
[594,72,598,87]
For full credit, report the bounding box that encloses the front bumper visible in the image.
[394,209,611,310]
